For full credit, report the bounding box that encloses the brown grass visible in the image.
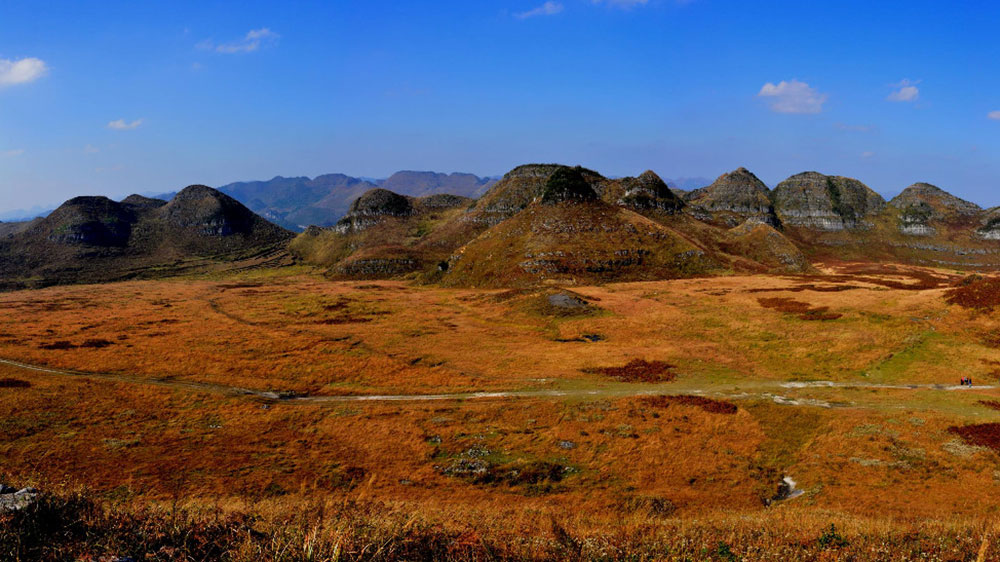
[977,400,1000,411]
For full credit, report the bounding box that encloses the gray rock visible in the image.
[686,167,779,227]
[0,486,39,513]
[773,172,885,231]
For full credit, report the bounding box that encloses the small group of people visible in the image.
[960,377,974,386]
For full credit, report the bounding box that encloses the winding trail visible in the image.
[2,357,996,409]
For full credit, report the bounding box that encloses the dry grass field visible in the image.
[4,262,1000,560]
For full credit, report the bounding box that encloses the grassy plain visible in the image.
[3,262,1000,560]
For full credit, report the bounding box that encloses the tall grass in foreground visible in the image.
[2,491,997,561]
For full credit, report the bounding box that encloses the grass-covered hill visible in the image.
[0,185,293,289]
[291,164,823,285]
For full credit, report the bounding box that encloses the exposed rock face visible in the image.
[686,168,778,226]
[540,167,599,204]
[612,171,685,213]
[334,188,414,233]
[978,208,1000,240]
[38,196,135,247]
[889,183,981,236]
[0,486,39,513]
[772,172,885,231]
[416,193,472,210]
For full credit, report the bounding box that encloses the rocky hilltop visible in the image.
[7,162,1000,290]
[772,172,886,231]
[887,183,982,236]
[0,186,292,289]
[686,168,778,227]
[596,170,685,213]
[292,164,834,286]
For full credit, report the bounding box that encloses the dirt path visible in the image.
[1,357,994,407]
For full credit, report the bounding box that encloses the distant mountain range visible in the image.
[216,171,498,231]
[0,171,713,230]
[6,163,1000,290]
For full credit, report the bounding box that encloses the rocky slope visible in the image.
[772,172,886,231]
[685,168,778,226]
[289,188,472,279]
[0,186,293,289]
[887,183,981,236]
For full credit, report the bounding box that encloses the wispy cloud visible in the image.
[835,123,874,132]
[515,2,564,18]
[199,28,279,53]
[0,57,48,87]
[989,110,1000,121]
[887,79,919,102]
[861,151,875,159]
[592,0,650,7]
[83,144,100,154]
[758,80,827,114]
[107,118,143,131]
[1,148,24,157]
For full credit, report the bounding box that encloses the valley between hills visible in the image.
[4,164,1000,560]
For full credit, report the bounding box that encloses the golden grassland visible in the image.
[4,262,1000,559]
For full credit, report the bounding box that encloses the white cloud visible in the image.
[83,144,100,154]
[201,28,279,54]
[887,79,919,102]
[0,57,48,87]
[758,80,827,114]
[861,151,875,159]
[989,110,1000,120]
[1,148,24,157]
[516,2,564,18]
[592,0,650,7]
[107,118,143,130]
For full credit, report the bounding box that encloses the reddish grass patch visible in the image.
[38,340,76,350]
[757,298,842,321]
[0,378,31,388]
[948,423,1000,451]
[640,395,738,415]
[977,401,1000,411]
[588,360,676,383]
[945,276,1000,310]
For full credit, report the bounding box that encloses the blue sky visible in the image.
[1,0,999,214]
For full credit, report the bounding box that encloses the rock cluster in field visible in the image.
[0,484,38,513]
